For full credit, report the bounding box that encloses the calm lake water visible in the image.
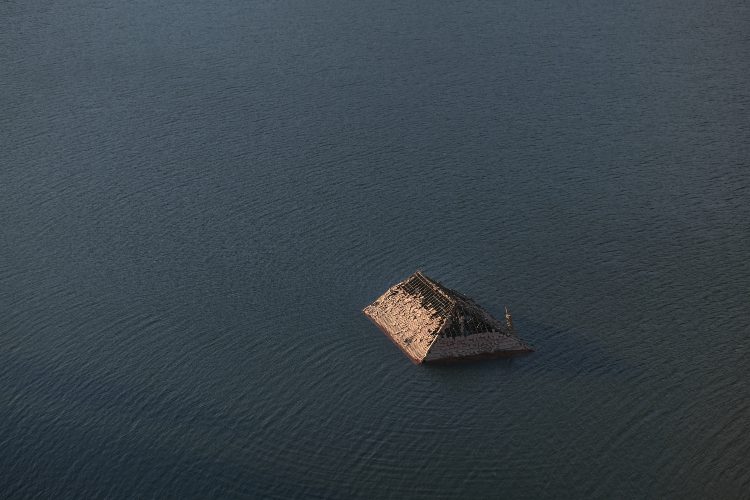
[2,0,749,498]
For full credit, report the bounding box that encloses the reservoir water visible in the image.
[2,0,748,497]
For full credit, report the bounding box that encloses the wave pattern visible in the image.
[2,0,749,498]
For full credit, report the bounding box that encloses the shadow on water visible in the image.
[421,319,639,381]
[519,320,645,383]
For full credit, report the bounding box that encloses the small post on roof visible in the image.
[505,306,514,333]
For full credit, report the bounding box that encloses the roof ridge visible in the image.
[414,271,456,306]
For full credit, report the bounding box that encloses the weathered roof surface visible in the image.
[363,272,532,363]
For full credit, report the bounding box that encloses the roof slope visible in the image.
[363,272,532,363]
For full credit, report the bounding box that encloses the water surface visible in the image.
[2,0,749,498]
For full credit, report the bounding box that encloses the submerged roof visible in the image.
[363,271,532,363]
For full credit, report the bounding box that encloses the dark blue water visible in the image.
[2,0,749,498]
